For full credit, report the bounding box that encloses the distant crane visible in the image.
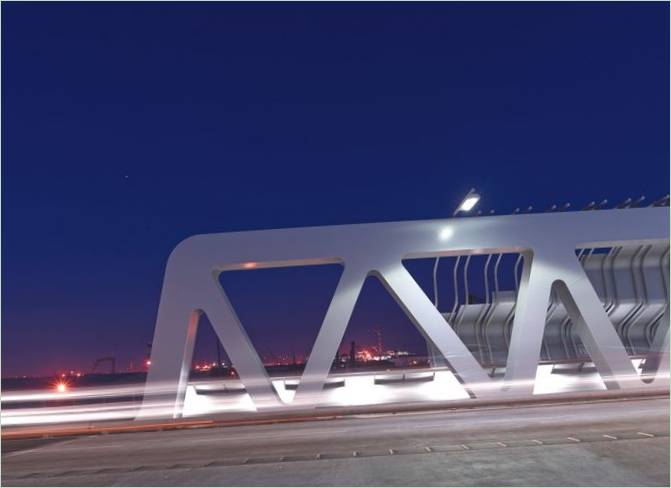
[92,356,116,374]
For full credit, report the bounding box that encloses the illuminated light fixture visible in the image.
[459,196,479,212]
[56,382,67,393]
[145,359,152,366]
[454,188,481,216]
[439,227,454,240]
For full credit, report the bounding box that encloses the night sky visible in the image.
[3,2,668,377]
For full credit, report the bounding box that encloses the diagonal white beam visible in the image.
[293,265,368,406]
[554,277,638,389]
[376,263,494,397]
[505,250,640,395]
[202,276,282,410]
[503,252,553,395]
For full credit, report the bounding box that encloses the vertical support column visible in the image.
[173,311,200,418]
[139,270,203,419]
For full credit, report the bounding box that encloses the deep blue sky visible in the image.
[3,2,668,377]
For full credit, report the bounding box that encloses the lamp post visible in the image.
[429,189,480,368]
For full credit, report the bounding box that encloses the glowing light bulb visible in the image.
[459,196,480,212]
[439,227,454,240]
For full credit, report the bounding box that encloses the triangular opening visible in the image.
[177,263,344,414]
[534,240,667,393]
[218,263,344,404]
[534,280,608,395]
[182,314,255,417]
[191,313,234,375]
[578,244,669,383]
[319,274,470,408]
[402,252,524,374]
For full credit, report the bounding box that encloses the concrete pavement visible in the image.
[2,396,669,486]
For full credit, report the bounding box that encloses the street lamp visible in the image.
[453,188,481,216]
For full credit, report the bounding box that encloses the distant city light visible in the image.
[56,382,67,393]
[145,360,152,366]
[242,262,257,269]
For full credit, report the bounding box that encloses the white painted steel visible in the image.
[139,207,669,419]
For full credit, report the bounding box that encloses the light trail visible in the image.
[1,362,667,428]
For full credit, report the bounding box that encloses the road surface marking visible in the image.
[566,437,581,443]
[460,444,470,450]
[637,432,654,437]
[496,442,507,447]
[531,439,543,445]
[424,447,433,453]
[603,434,617,440]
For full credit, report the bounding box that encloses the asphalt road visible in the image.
[2,396,669,486]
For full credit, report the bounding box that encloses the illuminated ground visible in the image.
[2,396,669,487]
[3,363,646,427]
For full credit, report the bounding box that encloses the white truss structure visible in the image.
[139,207,669,419]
